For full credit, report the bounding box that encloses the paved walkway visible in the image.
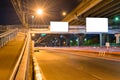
[0,32,25,80]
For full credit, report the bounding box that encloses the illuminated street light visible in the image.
[84,38,87,41]
[70,40,73,43]
[32,15,35,19]
[63,41,66,44]
[115,17,119,21]
[31,15,35,27]
[62,12,67,16]
[32,33,35,37]
[76,39,78,42]
[37,9,43,15]
[114,16,120,22]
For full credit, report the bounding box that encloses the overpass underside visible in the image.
[63,0,120,26]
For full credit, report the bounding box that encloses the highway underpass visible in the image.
[34,47,120,80]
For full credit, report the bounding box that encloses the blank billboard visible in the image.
[50,21,68,32]
[86,17,108,32]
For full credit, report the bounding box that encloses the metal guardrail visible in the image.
[9,30,45,80]
[0,29,18,48]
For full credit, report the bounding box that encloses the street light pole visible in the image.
[31,15,35,28]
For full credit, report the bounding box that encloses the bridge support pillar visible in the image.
[79,34,85,46]
[66,39,70,47]
[99,33,102,47]
[115,34,120,44]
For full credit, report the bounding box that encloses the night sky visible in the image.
[0,0,81,25]
[0,0,20,25]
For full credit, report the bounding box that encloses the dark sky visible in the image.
[0,0,81,25]
[0,0,20,25]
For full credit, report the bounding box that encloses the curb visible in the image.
[32,54,46,80]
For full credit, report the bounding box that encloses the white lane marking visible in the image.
[91,74,102,80]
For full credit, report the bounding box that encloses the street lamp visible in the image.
[62,11,67,16]
[32,33,35,37]
[115,17,119,21]
[31,15,35,27]
[114,16,120,28]
[30,9,43,27]
[32,15,35,19]
[37,9,43,15]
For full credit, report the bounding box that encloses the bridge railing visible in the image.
[0,28,18,48]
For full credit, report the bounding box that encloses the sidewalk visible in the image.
[0,32,25,80]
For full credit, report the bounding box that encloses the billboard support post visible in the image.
[100,33,103,47]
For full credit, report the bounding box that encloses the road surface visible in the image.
[35,48,120,80]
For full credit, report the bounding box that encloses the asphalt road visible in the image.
[35,48,120,80]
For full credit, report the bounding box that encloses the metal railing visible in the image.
[0,28,18,48]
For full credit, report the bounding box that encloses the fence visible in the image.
[0,28,18,48]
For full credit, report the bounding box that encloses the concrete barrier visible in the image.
[9,31,29,80]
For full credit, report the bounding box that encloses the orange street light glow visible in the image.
[62,12,66,16]
[37,9,43,15]
[32,33,35,37]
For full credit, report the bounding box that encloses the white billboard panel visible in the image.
[50,21,68,32]
[86,17,108,32]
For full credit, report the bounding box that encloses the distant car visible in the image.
[34,49,40,52]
